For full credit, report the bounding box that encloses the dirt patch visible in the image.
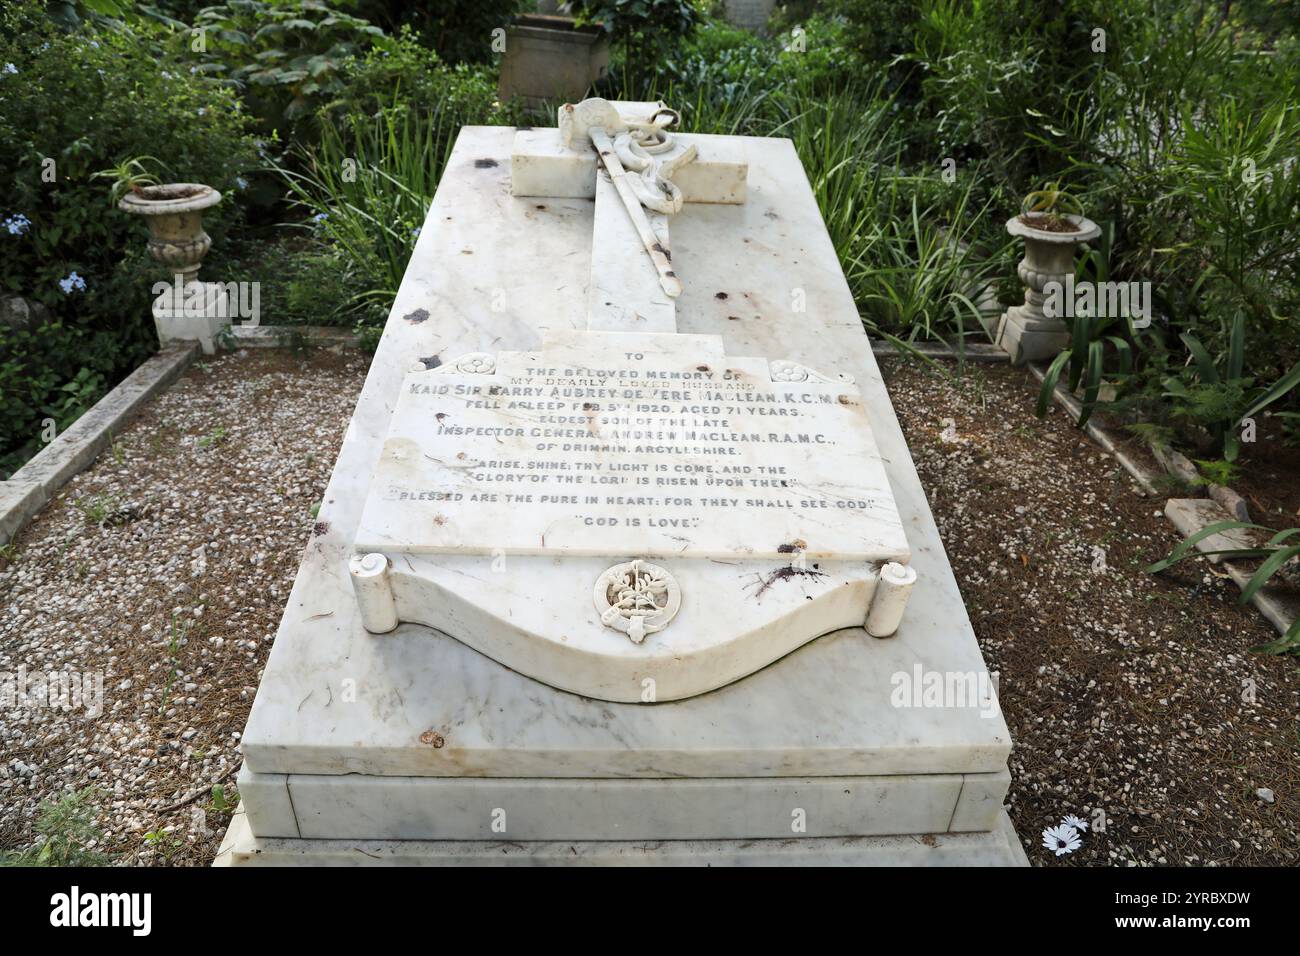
[883,357,1299,866]
[0,347,368,866]
[1230,416,1300,530]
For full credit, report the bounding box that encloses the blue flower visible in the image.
[2,63,17,75]
[312,212,329,223]
[235,176,249,190]
[411,226,421,238]
[58,271,87,294]
[4,214,31,235]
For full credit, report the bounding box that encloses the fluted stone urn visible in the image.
[995,213,1101,363]
[119,183,222,284]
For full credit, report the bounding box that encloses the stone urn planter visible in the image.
[995,212,1101,363]
[120,183,231,354]
[498,14,610,109]
[119,183,222,285]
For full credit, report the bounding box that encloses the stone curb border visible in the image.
[0,342,200,544]
[1024,362,1297,640]
[228,325,359,349]
[0,325,358,545]
[868,339,1010,363]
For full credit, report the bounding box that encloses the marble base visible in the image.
[238,765,1009,840]
[152,282,231,355]
[215,805,1028,866]
[994,307,1068,364]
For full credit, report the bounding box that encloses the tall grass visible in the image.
[275,99,461,310]
[609,70,1008,343]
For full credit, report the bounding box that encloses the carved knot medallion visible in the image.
[594,560,681,645]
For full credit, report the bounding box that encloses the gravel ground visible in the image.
[1,346,1295,866]
[883,357,1299,867]
[0,348,367,865]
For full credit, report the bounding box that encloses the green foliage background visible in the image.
[1,0,1298,477]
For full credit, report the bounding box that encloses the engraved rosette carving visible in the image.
[430,352,497,375]
[594,560,681,644]
[770,359,855,385]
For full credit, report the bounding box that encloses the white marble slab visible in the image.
[355,329,907,561]
[380,554,888,702]
[284,771,997,841]
[239,128,1011,780]
[216,807,1029,866]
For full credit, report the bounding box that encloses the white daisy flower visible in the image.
[1062,813,1089,832]
[1041,823,1081,856]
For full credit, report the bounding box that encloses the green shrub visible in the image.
[262,30,516,328]
[322,27,505,122]
[828,0,919,90]
[0,3,259,478]
[0,786,110,866]
[275,100,461,318]
[350,0,522,65]
[186,0,387,135]
[654,14,849,98]
[569,0,701,68]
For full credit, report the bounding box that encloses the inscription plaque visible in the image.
[354,330,909,563]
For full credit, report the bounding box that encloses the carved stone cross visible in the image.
[347,101,918,702]
[511,98,748,333]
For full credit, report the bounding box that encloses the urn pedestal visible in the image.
[498,15,610,109]
[995,214,1100,364]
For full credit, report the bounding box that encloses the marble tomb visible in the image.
[217,100,1026,866]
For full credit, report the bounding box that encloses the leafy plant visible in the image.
[0,787,110,866]
[349,0,522,64]
[198,425,227,448]
[1148,522,1300,654]
[566,0,701,66]
[1019,180,1084,229]
[75,492,121,526]
[1191,457,1239,488]
[1165,312,1300,461]
[1035,303,1135,428]
[187,0,387,132]
[209,784,234,814]
[91,156,165,205]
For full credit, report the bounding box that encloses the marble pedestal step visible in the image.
[238,765,1011,841]
[994,308,1069,364]
[215,805,1028,866]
